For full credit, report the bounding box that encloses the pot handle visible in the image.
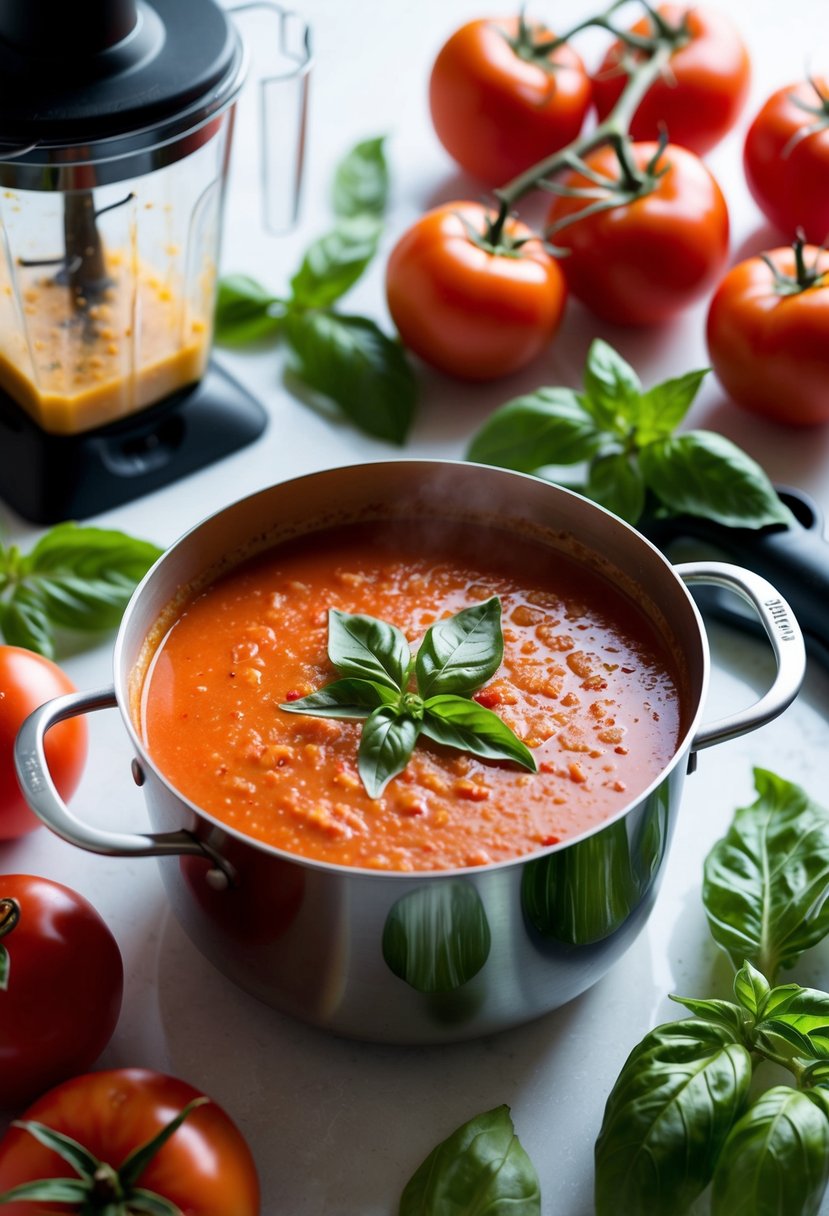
[676,561,806,752]
[15,687,234,883]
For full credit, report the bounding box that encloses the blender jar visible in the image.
[0,0,310,519]
[0,131,229,434]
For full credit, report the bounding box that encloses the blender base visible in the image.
[0,360,267,525]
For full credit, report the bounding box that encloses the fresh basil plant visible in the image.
[467,339,794,530]
[215,135,417,445]
[595,769,829,1216]
[280,597,536,798]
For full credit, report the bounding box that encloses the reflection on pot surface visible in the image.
[522,779,673,946]
[382,881,492,993]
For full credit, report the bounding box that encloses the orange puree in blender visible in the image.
[0,249,210,435]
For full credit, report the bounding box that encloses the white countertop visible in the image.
[4,1,829,1212]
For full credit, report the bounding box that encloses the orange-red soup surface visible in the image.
[139,521,685,871]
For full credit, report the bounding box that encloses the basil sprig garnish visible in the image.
[594,769,829,1216]
[215,135,417,444]
[0,522,162,658]
[467,338,794,530]
[280,598,536,798]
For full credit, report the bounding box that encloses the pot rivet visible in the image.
[130,759,145,787]
[205,868,229,892]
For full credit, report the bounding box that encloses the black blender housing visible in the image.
[0,0,269,524]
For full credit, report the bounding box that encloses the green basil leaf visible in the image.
[284,310,416,444]
[214,274,281,345]
[332,136,389,218]
[289,216,382,309]
[635,369,708,444]
[399,1105,541,1216]
[422,695,536,771]
[711,1087,829,1216]
[582,338,642,431]
[594,1019,752,1216]
[752,1018,821,1067]
[358,708,420,798]
[0,588,54,657]
[639,431,795,528]
[415,598,503,698]
[734,960,771,1017]
[585,451,646,525]
[668,994,747,1038]
[327,609,412,691]
[754,985,829,1059]
[703,768,829,980]
[0,524,163,655]
[280,677,399,719]
[466,388,601,471]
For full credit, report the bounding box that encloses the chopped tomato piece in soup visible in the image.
[138,520,685,871]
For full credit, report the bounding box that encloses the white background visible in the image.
[4,1,829,1213]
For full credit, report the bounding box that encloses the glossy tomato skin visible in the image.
[386,202,567,380]
[0,1069,260,1215]
[592,5,750,156]
[546,142,729,326]
[743,79,829,244]
[706,246,829,427]
[429,17,591,185]
[0,646,87,839]
[0,875,123,1111]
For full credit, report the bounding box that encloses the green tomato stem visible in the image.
[487,34,673,246]
[0,897,20,942]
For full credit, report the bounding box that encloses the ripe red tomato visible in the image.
[546,141,729,325]
[429,17,591,185]
[706,244,829,427]
[386,201,567,380]
[0,1069,260,1215]
[592,5,750,156]
[0,874,123,1111]
[0,646,87,840]
[743,78,829,244]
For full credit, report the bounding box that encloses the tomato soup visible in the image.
[137,519,686,871]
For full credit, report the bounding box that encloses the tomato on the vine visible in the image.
[546,141,729,326]
[592,4,750,156]
[743,77,829,244]
[0,875,123,1111]
[0,646,87,840]
[385,201,567,380]
[429,17,591,185]
[0,1069,260,1215]
[706,242,829,427]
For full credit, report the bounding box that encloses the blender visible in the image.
[0,0,311,523]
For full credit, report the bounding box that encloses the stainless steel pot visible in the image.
[15,462,806,1044]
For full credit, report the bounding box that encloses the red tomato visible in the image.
[386,201,567,380]
[429,17,591,185]
[0,1069,260,1215]
[592,5,750,156]
[743,78,829,244]
[546,141,729,325]
[0,875,123,1111]
[706,244,829,427]
[0,646,87,840]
